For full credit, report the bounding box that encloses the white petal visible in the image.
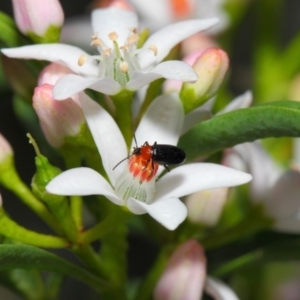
[264,170,300,233]
[230,142,282,200]
[2,44,98,77]
[92,8,138,47]
[181,109,212,135]
[46,167,122,205]
[138,18,219,69]
[134,93,184,147]
[127,61,197,91]
[156,163,252,201]
[79,93,127,186]
[127,197,187,230]
[217,90,252,115]
[205,277,239,300]
[53,74,121,99]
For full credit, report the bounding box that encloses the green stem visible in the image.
[0,209,68,248]
[134,245,172,300]
[60,147,83,231]
[111,90,134,147]
[136,79,164,126]
[201,208,273,250]
[73,244,106,277]
[80,208,131,244]
[0,163,63,235]
[212,250,263,277]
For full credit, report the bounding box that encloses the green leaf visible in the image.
[0,12,28,47]
[179,101,300,160]
[0,244,109,293]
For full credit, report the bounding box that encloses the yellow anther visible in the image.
[91,38,102,46]
[104,48,112,56]
[149,44,158,56]
[108,31,118,41]
[78,54,87,66]
[128,34,139,44]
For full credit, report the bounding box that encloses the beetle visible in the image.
[113,136,186,172]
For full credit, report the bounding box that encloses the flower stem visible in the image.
[80,208,131,244]
[111,90,134,147]
[0,209,68,248]
[0,166,63,235]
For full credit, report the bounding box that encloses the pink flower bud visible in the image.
[38,63,74,86]
[154,240,206,300]
[192,47,229,97]
[186,188,229,226]
[181,47,229,113]
[0,134,13,163]
[12,0,64,37]
[33,84,85,148]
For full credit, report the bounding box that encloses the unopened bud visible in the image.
[186,188,229,226]
[33,84,85,148]
[38,63,74,86]
[0,134,13,164]
[154,240,206,300]
[180,47,229,113]
[11,0,64,43]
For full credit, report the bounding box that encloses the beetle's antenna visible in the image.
[112,154,133,170]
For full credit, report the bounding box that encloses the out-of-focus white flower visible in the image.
[2,7,218,99]
[128,0,229,34]
[46,92,251,230]
[186,187,229,226]
[224,141,300,233]
[11,0,64,38]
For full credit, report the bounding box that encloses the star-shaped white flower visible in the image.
[225,141,300,233]
[2,7,218,100]
[46,92,251,230]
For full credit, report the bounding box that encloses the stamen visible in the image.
[149,44,158,56]
[78,54,87,66]
[91,38,102,46]
[108,31,118,41]
[91,33,98,40]
[120,44,129,51]
[104,48,112,56]
[127,34,139,44]
[129,27,137,34]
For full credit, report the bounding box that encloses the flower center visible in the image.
[78,30,158,87]
[114,148,159,204]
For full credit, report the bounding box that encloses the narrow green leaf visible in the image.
[179,101,300,160]
[0,12,28,47]
[0,245,109,292]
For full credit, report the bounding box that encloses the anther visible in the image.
[149,44,158,56]
[108,32,118,41]
[78,54,87,66]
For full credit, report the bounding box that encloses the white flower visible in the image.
[46,92,251,230]
[128,0,229,34]
[2,7,218,100]
[224,141,300,233]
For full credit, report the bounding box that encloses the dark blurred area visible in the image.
[0,0,300,299]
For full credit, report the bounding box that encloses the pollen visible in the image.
[149,44,158,56]
[78,54,87,66]
[108,31,118,41]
